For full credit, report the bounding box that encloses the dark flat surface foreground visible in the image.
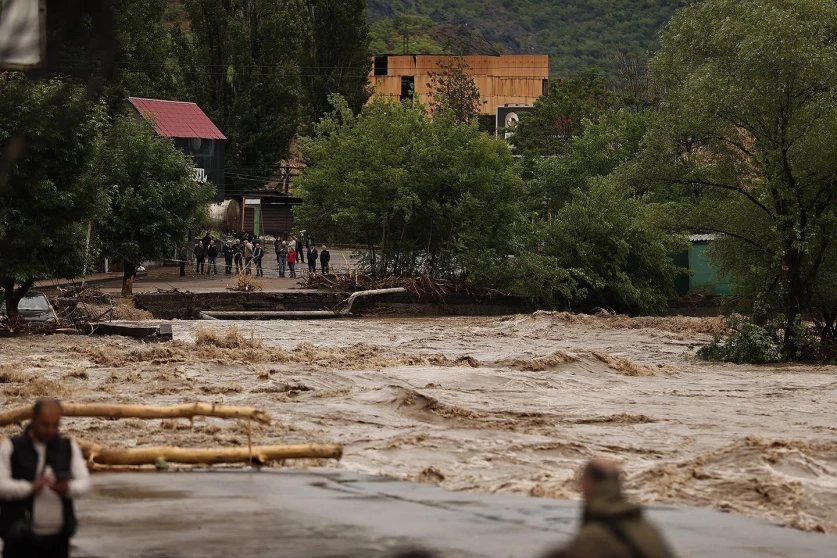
[71,470,832,558]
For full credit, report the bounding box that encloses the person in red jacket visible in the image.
[287,247,297,278]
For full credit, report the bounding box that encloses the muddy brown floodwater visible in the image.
[1,312,835,535]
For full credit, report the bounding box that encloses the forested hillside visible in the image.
[367,0,689,79]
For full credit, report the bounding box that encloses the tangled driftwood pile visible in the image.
[304,273,505,310]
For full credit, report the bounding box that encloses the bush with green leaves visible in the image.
[698,316,784,364]
[697,314,824,364]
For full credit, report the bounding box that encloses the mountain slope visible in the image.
[368,0,689,79]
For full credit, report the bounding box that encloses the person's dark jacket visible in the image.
[308,248,318,263]
[253,246,264,262]
[178,246,188,261]
[194,244,206,260]
[222,243,232,260]
[564,479,676,558]
[320,249,330,265]
[202,235,211,249]
[207,245,219,258]
[0,432,77,539]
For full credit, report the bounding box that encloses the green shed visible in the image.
[673,234,731,296]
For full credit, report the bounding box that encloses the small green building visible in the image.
[673,234,731,296]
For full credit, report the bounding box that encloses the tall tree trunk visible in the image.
[122,261,137,297]
[2,278,35,324]
[783,248,805,356]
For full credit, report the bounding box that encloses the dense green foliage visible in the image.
[0,76,106,317]
[0,3,217,314]
[511,70,612,157]
[640,0,837,355]
[89,116,215,294]
[519,108,684,315]
[368,0,689,78]
[170,0,373,191]
[174,0,310,188]
[296,93,682,315]
[303,0,372,120]
[295,96,524,276]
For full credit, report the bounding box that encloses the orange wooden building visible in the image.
[369,55,550,115]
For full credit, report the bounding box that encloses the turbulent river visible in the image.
[1,312,835,533]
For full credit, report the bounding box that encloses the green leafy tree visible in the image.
[91,116,215,295]
[175,0,309,185]
[427,57,482,125]
[105,0,179,107]
[528,109,654,211]
[513,108,682,315]
[0,76,105,319]
[511,69,612,157]
[644,0,837,355]
[295,95,523,277]
[303,0,372,120]
[546,179,683,315]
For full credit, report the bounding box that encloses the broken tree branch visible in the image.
[76,440,342,466]
[0,402,271,427]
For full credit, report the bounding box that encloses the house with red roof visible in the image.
[128,97,226,201]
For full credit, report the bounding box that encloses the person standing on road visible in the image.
[0,399,91,558]
[207,240,219,275]
[222,241,233,275]
[253,240,265,277]
[287,246,297,278]
[178,243,188,277]
[552,458,677,558]
[296,233,305,264]
[320,246,330,274]
[194,241,206,275]
[243,239,254,275]
[308,246,318,274]
[276,241,288,277]
[233,240,243,273]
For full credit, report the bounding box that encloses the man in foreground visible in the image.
[554,458,676,558]
[0,399,91,558]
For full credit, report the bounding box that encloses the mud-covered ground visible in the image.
[1,312,835,534]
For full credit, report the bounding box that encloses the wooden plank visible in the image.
[78,440,343,466]
[0,403,272,427]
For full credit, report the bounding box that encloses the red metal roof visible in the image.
[128,97,226,140]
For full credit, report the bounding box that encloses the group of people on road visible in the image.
[179,232,331,279]
[274,235,330,278]
[180,232,267,278]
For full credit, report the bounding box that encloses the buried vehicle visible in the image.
[0,292,59,324]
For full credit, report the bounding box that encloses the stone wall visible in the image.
[134,290,530,319]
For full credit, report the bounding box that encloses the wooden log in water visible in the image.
[0,402,271,426]
[77,440,343,466]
